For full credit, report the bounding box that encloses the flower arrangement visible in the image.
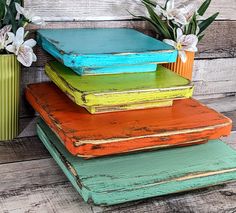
[135,0,219,62]
[0,0,44,66]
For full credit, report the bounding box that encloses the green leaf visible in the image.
[133,14,167,39]
[198,34,205,42]
[198,0,211,16]
[198,12,219,35]
[142,0,156,7]
[4,5,17,33]
[186,13,197,35]
[142,1,172,39]
[0,0,6,20]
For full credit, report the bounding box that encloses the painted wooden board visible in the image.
[37,28,177,75]
[77,64,158,76]
[25,82,232,158]
[37,119,236,206]
[45,61,193,114]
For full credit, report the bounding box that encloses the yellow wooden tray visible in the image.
[45,61,194,114]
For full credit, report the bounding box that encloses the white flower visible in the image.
[15,3,45,25]
[155,0,187,25]
[6,27,37,67]
[0,25,13,50]
[178,1,201,23]
[163,28,198,63]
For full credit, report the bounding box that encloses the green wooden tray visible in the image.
[37,118,236,206]
[45,61,193,114]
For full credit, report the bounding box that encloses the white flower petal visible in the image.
[24,39,36,48]
[7,32,15,40]
[196,26,200,35]
[179,2,199,22]
[179,50,187,63]
[172,12,187,25]
[154,5,163,16]
[6,45,16,53]
[15,3,25,15]
[5,34,14,46]
[31,16,45,25]
[15,27,24,45]
[16,13,20,20]
[32,53,37,62]
[163,39,177,48]
[25,10,35,20]
[176,28,183,41]
[0,25,12,35]
[166,0,175,10]
[17,46,34,67]
[184,46,198,52]
[182,34,198,47]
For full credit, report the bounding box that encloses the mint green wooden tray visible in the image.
[37,119,236,206]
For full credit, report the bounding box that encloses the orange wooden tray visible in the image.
[26,82,232,158]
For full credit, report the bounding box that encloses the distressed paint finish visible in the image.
[79,63,158,75]
[25,82,232,158]
[45,61,193,113]
[37,28,177,75]
[37,120,236,206]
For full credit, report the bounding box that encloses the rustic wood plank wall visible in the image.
[21,0,236,117]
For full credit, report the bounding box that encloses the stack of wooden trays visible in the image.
[25,28,236,206]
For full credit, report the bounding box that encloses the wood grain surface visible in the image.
[45,61,193,113]
[0,0,235,211]
[1,96,236,212]
[37,119,236,206]
[37,28,177,72]
[25,82,232,158]
[24,0,236,21]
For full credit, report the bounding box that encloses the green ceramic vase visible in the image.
[0,54,20,141]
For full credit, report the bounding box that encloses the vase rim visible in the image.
[0,54,16,57]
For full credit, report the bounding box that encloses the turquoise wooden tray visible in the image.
[37,119,236,206]
[37,28,177,75]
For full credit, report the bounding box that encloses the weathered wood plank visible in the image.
[196,21,236,59]
[20,67,49,117]
[1,178,236,213]
[194,80,236,96]
[0,182,92,213]
[18,117,38,138]
[0,129,236,211]
[26,83,231,158]
[222,131,236,149]
[19,56,236,117]
[0,158,67,193]
[0,136,49,164]
[1,96,234,164]
[95,182,236,213]
[0,133,236,212]
[201,96,236,113]
[24,0,236,21]
[37,120,236,206]
[193,58,236,82]
[38,28,177,72]
[45,62,192,114]
[224,111,236,131]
